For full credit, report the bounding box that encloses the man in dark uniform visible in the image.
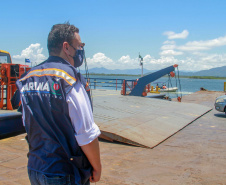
[16,23,101,185]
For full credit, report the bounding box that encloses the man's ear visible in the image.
[62,42,70,55]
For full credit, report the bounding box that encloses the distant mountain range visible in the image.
[81,66,226,77]
[179,66,226,77]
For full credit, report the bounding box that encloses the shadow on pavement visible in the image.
[214,113,226,118]
[98,138,140,148]
[0,130,26,140]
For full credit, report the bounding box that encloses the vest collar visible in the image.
[47,56,71,66]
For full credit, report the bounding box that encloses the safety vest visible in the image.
[16,56,92,184]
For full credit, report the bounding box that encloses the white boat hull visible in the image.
[159,87,178,92]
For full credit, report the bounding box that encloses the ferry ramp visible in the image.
[92,89,211,148]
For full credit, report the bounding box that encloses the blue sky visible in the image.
[1,0,226,71]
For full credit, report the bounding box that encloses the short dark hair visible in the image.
[47,22,79,54]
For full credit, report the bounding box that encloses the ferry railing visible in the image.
[86,78,151,96]
[86,78,124,91]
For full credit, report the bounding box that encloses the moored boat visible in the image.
[159,87,178,92]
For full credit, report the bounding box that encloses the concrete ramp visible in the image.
[93,90,211,148]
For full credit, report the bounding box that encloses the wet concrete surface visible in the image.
[0,91,226,185]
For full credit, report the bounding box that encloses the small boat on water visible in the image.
[153,82,178,92]
[159,87,178,92]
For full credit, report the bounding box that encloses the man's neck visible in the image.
[49,51,72,66]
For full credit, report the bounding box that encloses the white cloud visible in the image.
[87,53,143,70]
[118,55,132,64]
[163,30,189,39]
[146,54,226,71]
[160,50,183,56]
[88,53,113,64]
[190,51,207,56]
[199,53,226,65]
[87,32,226,71]
[13,43,46,65]
[118,55,139,67]
[86,53,226,72]
[161,44,176,50]
[87,53,181,70]
[183,54,226,71]
[13,38,226,73]
[143,54,152,61]
[177,35,226,51]
[86,53,115,69]
[161,38,182,56]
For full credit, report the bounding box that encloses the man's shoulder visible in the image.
[35,57,74,72]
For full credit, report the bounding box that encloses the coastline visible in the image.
[85,73,226,80]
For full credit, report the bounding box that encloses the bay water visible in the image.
[88,75,226,98]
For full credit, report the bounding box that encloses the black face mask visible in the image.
[69,45,84,68]
[73,49,84,68]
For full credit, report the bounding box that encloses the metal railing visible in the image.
[86,78,124,90]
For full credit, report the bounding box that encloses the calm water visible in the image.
[88,75,226,98]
